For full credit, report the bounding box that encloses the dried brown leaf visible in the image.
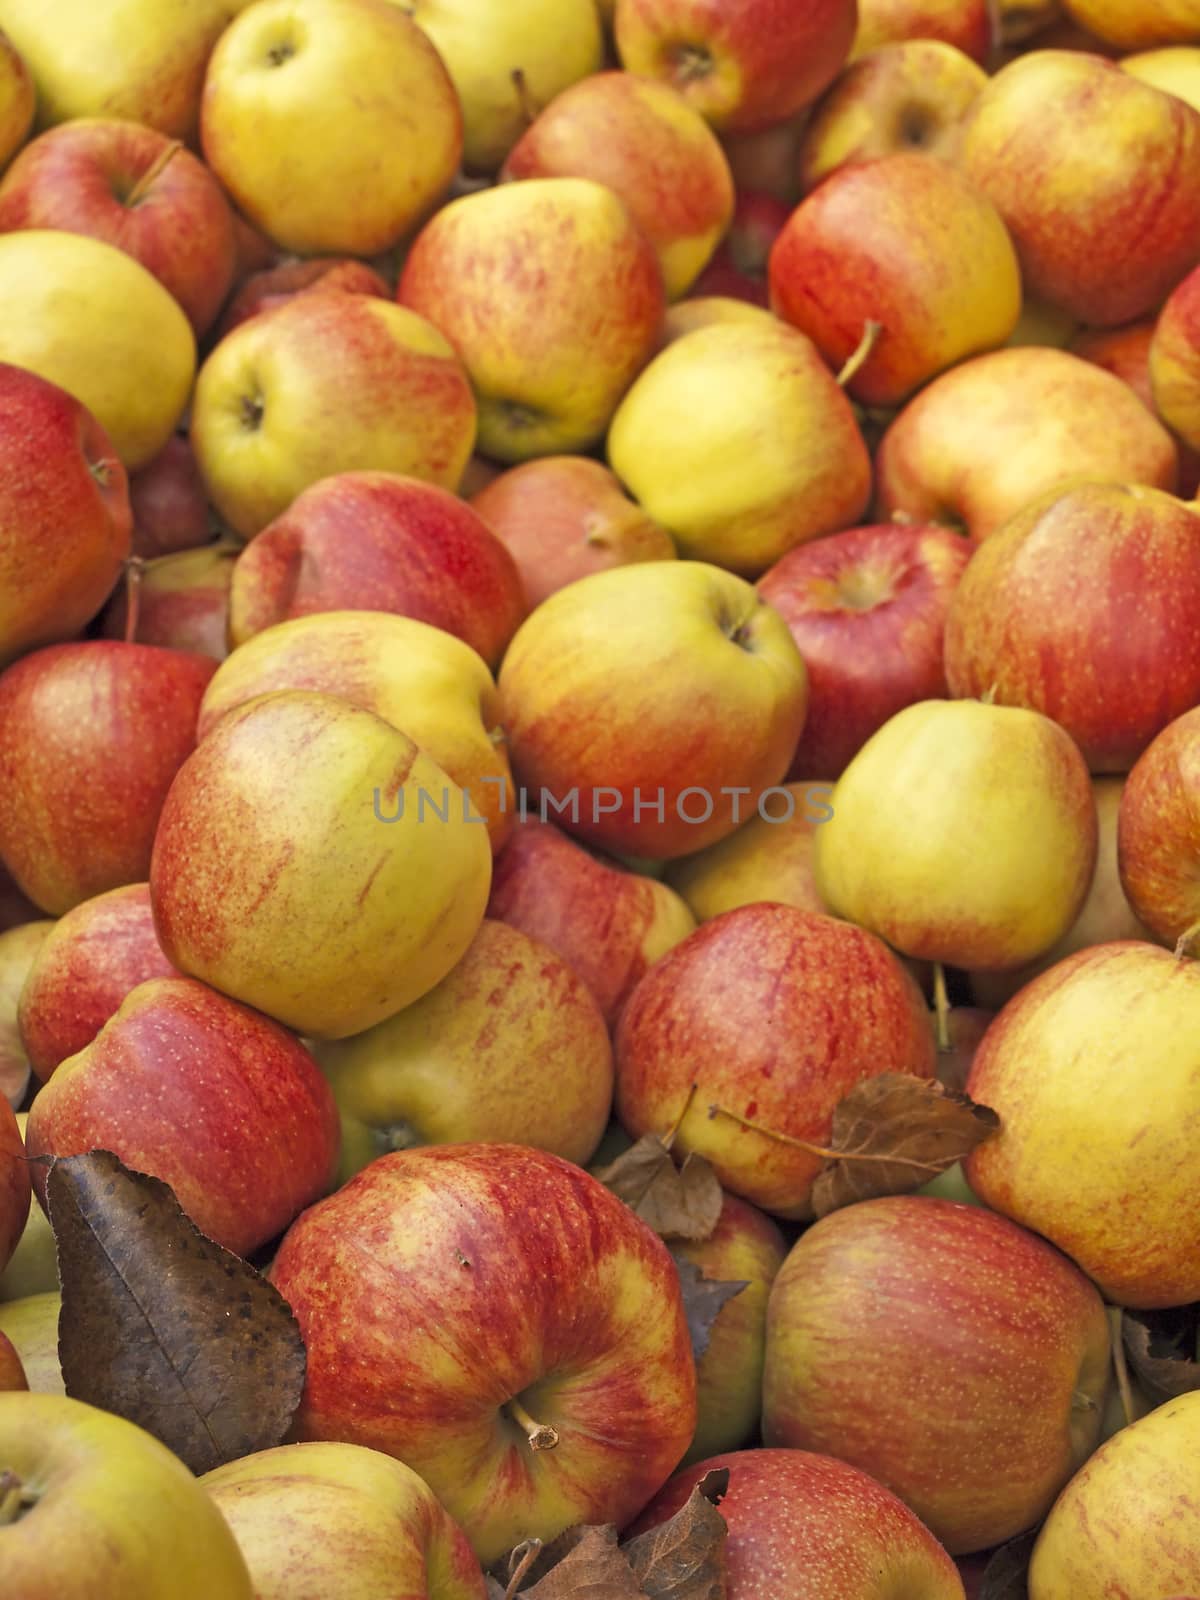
[623,1468,730,1600]
[522,1526,642,1599]
[48,1149,306,1474]
[592,1136,723,1242]
[670,1256,748,1364]
[1122,1307,1200,1403]
[978,1528,1038,1599]
[810,1073,1000,1219]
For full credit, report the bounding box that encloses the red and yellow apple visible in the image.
[0,1099,28,1275]
[215,255,390,340]
[664,784,832,921]
[0,1327,24,1391]
[1117,705,1200,944]
[851,0,991,59]
[0,923,51,1108]
[102,540,239,661]
[0,27,33,168]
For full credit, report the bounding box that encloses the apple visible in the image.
[398,177,664,462]
[0,923,51,1107]
[200,1441,488,1600]
[0,1393,255,1598]
[404,0,603,175]
[627,1448,966,1599]
[851,0,991,60]
[1123,44,1200,109]
[658,294,778,344]
[502,71,734,301]
[798,41,988,191]
[316,920,613,1172]
[613,0,857,134]
[1028,1390,1200,1598]
[270,1143,696,1564]
[1117,705,1200,945]
[966,941,1200,1307]
[486,817,696,1025]
[1072,318,1200,495]
[0,1329,23,1391]
[0,1099,27,1274]
[469,456,674,609]
[0,119,237,336]
[0,0,237,139]
[127,436,213,560]
[762,1196,1111,1554]
[0,642,215,916]
[664,783,832,922]
[814,700,1098,970]
[615,904,937,1217]
[0,26,33,169]
[675,1191,787,1465]
[0,1293,61,1393]
[498,561,808,859]
[25,975,340,1258]
[1149,261,1200,450]
[960,51,1200,327]
[874,347,1178,541]
[191,292,477,541]
[689,189,791,306]
[0,1117,56,1304]
[215,255,390,339]
[201,0,461,256]
[18,884,175,1083]
[196,610,514,854]
[150,691,492,1040]
[102,540,239,661]
[0,364,131,669]
[1006,297,1081,350]
[607,321,872,574]
[759,522,971,780]
[227,472,525,670]
[1059,0,1200,46]
[721,116,808,204]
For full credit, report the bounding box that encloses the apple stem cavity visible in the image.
[835,321,884,389]
[0,1470,35,1526]
[511,68,538,128]
[932,962,951,1053]
[122,555,146,645]
[1108,1306,1136,1427]
[505,1397,559,1453]
[124,140,183,208]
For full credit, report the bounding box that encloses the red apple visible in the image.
[102,540,238,661]
[1072,318,1200,496]
[758,521,972,780]
[0,1098,29,1273]
[17,884,176,1082]
[127,435,213,560]
[0,641,216,915]
[690,188,790,306]
[0,119,237,336]
[944,483,1200,772]
[269,1143,697,1565]
[1117,706,1200,945]
[470,456,675,610]
[615,904,937,1217]
[486,817,696,1025]
[0,1326,26,1390]
[226,473,525,668]
[0,364,131,669]
[852,0,991,60]
[628,1448,965,1598]
[24,976,340,1258]
[1149,260,1200,454]
[762,1196,1111,1554]
[215,255,390,340]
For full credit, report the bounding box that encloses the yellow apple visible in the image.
[1123,43,1200,106]
[658,295,777,347]
[1060,0,1200,46]
[814,700,1099,970]
[0,1393,255,1598]
[0,924,51,1109]
[0,1294,62,1394]
[398,0,603,174]
[0,26,33,167]
[607,321,871,575]
[0,230,195,469]
[665,783,831,921]
[201,0,462,256]
[201,1440,487,1599]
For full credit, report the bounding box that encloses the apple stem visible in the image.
[125,139,183,207]
[981,683,998,705]
[511,68,538,128]
[663,1082,699,1151]
[1173,920,1200,961]
[706,1102,938,1174]
[122,555,146,644]
[505,1398,559,1452]
[0,1470,33,1526]
[503,1541,544,1600]
[1107,1306,1136,1427]
[932,962,951,1053]
[835,320,883,389]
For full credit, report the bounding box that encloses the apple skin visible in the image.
[1117,706,1200,945]
[268,1142,697,1566]
[608,321,872,574]
[945,484,1200,773]
[689,188,790,306]
[0,1327,24,1390]
[762,1196,1111,1555]
[24,975,340,1258]
[498,561,809,859]
[149,691,492,1040]
[192,292,477,541]
[798,40,988,190]
[0,641,216,917]
[816,700,1099,970]
[0,922,51,1107]
[200,1441,488,1600]
[0,1117,56,1304]
[0,1098,29,1274]
[851,0,991,60]
[627,1448,966,1599]
[0,28,33,169]
[960,51,1200,327]
[215,255,390,340]
[1059,0,1200,47]
[0,1393,256,1599]
[966,941,1200,1308]
[1072,318,1200,495]
[0,118,237,336]
[759,521,971,780]
[201,0,461,257]
[1028,1389,1200,1598]
[770,153,1021,408]
[615,904,937,1218]
[1149,262,1200,451]
[228,472,525,670]
[0,1292,61,1392]
[316,920,614,1171]
[1123,44,1200,110]
[664,783,831,921]
[613,0,857,135]
[658,294,777,344]
[102,540,238,661]
[874,347,1178,541]
[486,817,696,1026]
[398,177,665,462]
[502,71,735,301]
[0,363,131,670]
[127,435,212,560]
[17,884,175,1083]
[674,1191,788,1465]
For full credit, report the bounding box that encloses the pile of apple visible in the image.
[4,0,1200,1595]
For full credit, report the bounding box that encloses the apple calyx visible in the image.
[668,43,715,86]
[505,1397,560,1453]
[373,1120,422,1155]
[0,1470,36,1526]
[240,393,266,432]
[124,140,183,209]
[836,321,884,389]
